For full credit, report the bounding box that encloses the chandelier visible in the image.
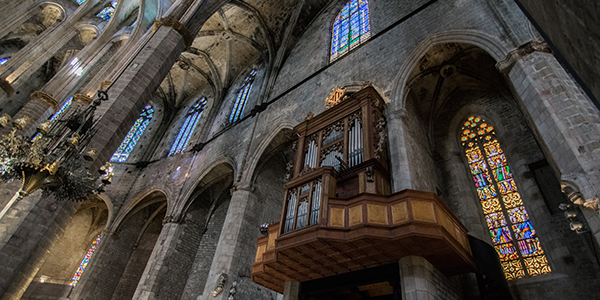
[0,90,113,207]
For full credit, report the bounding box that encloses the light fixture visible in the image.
[0,90,113,217]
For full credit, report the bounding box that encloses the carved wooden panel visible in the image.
[367,204,387,225]
[349,205,363,226]
[412,200,436,223]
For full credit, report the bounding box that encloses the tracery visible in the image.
[461,116,551,280]
[330,0,371,62]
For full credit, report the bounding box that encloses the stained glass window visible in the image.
[69,235,102,286]
[0,57,9,65]
[74,0,86,5]
[229,70,256,123]
[330,0,370,62]
[110,105,154,162]
[462,116,551,280]
[32,97,74,141]
[96,1,117,20]
[169,98,207,156]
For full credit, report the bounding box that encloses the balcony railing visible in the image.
[253,189,475,293]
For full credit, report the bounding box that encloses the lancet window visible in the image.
[461,116,551,280]
[110,105,154,162]
[330,0,371,62]
[169,98,207,156]
[69,235,102,286]
[229,70,256,123]
[96,1,117,20]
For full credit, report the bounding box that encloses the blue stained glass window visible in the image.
[96,1,117,20]
[110,105,154,162]
[0,57,9,66]
[74,0,87,5]
[169,98,207,156]
[330,0,371,62]
[229,70,256,123]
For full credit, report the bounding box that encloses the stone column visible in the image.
[398,256,437,300]
[0,1,39,41]
[201,185,261,299]
[387,109,412,192]
[131,217,184,299]
[282,281,300,300]
[0,193,78,300]
[502,42,600,241]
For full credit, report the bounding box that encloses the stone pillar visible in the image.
[131,218,183,299]
[0,193,78,300]
[398,256,437,300]
[387,109,412,192]
[201,185,261,299]
[282,281,300,300]
[502,44,600,241]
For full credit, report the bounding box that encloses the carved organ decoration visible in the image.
[282,86,390,234]
[325,87,347,109]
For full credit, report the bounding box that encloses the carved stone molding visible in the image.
[153,16,194,49]
[0,78,14,97]
[31,91,59,112]
[561,180,600,213]
[162,214,182,225]
[73,94,92,105]
[100,80,112,90]
[496,41,552,73]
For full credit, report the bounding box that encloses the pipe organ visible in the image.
[251,86,475,296]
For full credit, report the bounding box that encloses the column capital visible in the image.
[496,41,552,74]
[162,214,183,225]
[30,91,59,112]
[0,78,14,97]
[153,16,194,49]
[73,94,93,105]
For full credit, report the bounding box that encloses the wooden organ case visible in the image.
[252,86,475,296]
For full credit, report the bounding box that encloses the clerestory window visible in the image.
[96,1,117,20]
[110,105,154,162]
[461,116,551,280]
[169,98,207,156]
[229,70,256,123]
[330,0,371,62]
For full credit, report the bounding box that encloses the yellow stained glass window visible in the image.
[461,116,551,280]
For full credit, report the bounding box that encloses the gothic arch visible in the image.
[391,29,511,112]
[242,122,294,184]
[109,188,169,233]
[175,158,237,217]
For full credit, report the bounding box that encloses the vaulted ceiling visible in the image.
[158,0,332,108]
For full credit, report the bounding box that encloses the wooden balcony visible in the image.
[252,189,475,293]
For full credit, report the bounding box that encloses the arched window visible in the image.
[0,57,10,65]
[169,98,207,156]
[69,235,102,286]
[461,116,551,280]
[110,105,154,162]
[229,70,256,123]
[96,1,117,20]
[330,0,371,62]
